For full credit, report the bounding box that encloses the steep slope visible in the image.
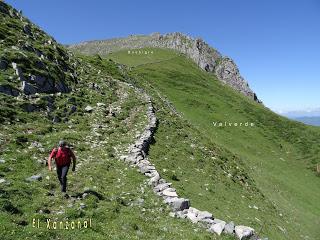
[0,3,236,240]
[0,2,77,98]
[68,33,260,102]
[93,48,320,239]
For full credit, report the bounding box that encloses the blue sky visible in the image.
[6,0,320,112]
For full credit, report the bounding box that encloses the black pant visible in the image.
[56,164,70,192]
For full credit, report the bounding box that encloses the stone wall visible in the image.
[119,82,265,239]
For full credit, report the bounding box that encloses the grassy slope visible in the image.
[0,2,76,92]
[0,54,234,240]
[106,48,320,239]
[107,47,180,67]
[1,3,234,238]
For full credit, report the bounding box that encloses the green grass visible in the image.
[0,4,77,94]
[2,1,320,238]
[0,3,268,239]
[0,52,234,239]
[106,48,181,67]
[104,48,320,239]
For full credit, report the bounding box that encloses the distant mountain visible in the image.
[294,116,320,126]
[281,108,320,118]
[278,108,320,126]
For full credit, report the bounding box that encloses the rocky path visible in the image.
[118,82,264,240]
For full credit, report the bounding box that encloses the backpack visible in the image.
[53,147,72,166]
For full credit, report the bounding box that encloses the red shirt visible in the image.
[50,147,75,166]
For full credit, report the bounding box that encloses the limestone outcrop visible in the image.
[69,32,260,102]
[0,1,77,97]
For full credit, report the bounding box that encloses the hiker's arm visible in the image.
[48,156,52,171]
[48,148,56,171]
[71,151,76,171]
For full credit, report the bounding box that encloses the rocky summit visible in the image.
[68,32,260,102]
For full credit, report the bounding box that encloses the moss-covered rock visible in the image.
[0,1,78,97]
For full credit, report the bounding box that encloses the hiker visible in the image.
[48,140,76,193]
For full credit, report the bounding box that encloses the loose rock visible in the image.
[235,225,255,239]
[85,105,94,112]
[170,197,190,211]
[162,188,178,197]
[26,175,42,182]
[224,221,235,234]
[209,222,226,235]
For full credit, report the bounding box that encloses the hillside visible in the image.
[1,1,320,240]
[68,33,260,102]
[101,48,320,239]
[0,2,233,240]
[0,3,78,97]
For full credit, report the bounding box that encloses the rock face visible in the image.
[214,58,259,102]
[11,63,70,95]
[0,1,77,97]
[69,32,260,102]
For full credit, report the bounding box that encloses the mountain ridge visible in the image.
[68,32,261,103]
[293,116,320,126]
